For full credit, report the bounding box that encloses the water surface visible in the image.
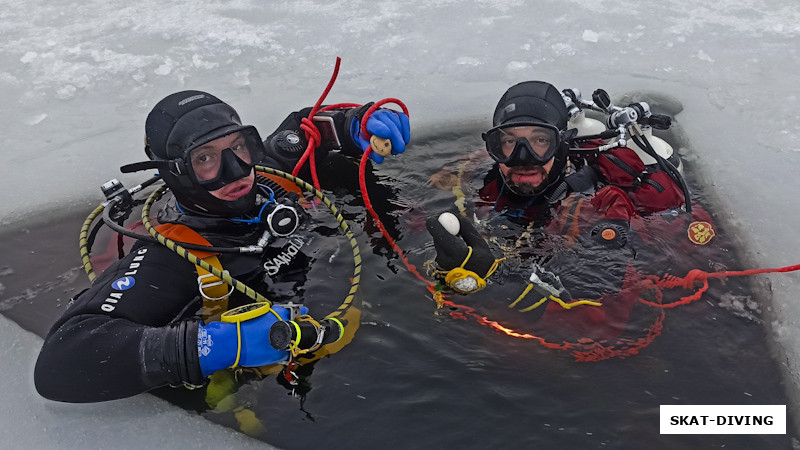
[1,128,794,449]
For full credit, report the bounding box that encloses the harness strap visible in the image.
[544,180,568,204]
[154,223,230,322]
[604,153,639,180]
[256,171,303,197]
[641,175,666,193]
[602,152,645,191]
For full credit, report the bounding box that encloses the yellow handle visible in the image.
[220,302,273,323]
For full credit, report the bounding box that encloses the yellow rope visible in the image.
[289,315,323,357]
[232,321,242,368]
[509,283,602,311]
[433,246,505,294]
[549,296,602,310]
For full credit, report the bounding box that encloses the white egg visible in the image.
[438,212,461,236]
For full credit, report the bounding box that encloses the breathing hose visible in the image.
[79,167,362,324]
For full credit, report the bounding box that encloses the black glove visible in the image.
[426,213,500,293]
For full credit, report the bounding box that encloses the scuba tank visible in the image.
[568,109,606,138]
[562,87,692,211]
[574,88,683,173]
[606,102,682,172]
[563,89,606,138]
[622,125,681,171]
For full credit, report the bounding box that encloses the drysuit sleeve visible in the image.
[34,242,205,403]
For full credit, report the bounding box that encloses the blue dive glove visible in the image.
[349,109,411,163]
[197,304,308,377]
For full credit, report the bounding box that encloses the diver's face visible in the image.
[499,160,554,195]
[498,127,555,195]
[192,132,255,201]
[209,171,254,201]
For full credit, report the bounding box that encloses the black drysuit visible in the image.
[34,106,361,402]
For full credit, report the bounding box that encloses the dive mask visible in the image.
[184,126,266,191]
[482,122,561,167]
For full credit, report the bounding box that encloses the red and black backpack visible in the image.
[595,146,684,213]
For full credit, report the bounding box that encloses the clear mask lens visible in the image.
[186,127,265,191]
[484,124,559,166]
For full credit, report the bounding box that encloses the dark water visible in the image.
[1,128,797,449]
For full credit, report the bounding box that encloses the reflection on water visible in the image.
[0,129,795,449]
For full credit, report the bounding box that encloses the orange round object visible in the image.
[601,228,617,240]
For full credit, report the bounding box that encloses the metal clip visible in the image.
[197,271,233,301]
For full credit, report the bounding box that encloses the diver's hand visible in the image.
[349,106,410,163]
[197,304,307,377]
[426,213,499,293]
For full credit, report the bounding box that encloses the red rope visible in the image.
[283,58,420,286]
[356,117,429,288]
[283,58,418,285]
[350,98,661,361]
[440,296,667,362]
[438,262,800,362]
[359,98,410,137]
[351,102,657,363]
[638,263,800,308]
[292,59,800,361]
[291,57,343,192]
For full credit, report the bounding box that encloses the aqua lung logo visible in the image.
[263,237,306,276]
[112,276,135,290]
[102,247,148,312]
[198,327,213,357]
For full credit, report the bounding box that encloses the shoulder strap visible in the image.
[256,171,304,196]
[564,165,599,194]
[154,223,230,322]
[640,175,666,193]
[597,147,646,188]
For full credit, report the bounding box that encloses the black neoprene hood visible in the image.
[492,80,570,130]
[145,91,247,160]
[143,90,260,216]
